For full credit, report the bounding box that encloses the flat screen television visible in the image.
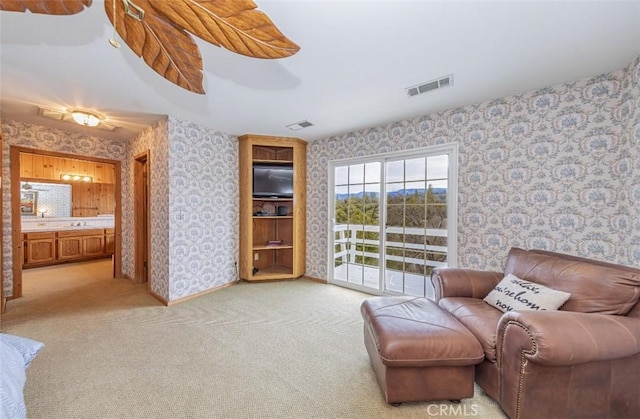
[252,164,294,198]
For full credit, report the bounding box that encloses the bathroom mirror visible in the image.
[20,181,72,217]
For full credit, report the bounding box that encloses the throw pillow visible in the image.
[0,333,44,367]
[0,334,44,419]
[483,274,571,313]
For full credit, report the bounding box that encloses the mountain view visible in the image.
[335,187,447,201]
[334,185,448,274]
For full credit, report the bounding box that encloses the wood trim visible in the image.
[11,146,119,165]
[133,151,150,286]
[148,290,169,306]
[303,275,327,284]
[293,140,307,277]
[113,160,122,278]
[57,229,104,237]
[133,152,143,283]
[10,146,123,298]
[238,139,252,279]
[10,147,23,298]
[165,281,237,306]
[147,281,238,306]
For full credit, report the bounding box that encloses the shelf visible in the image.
[253,159,293,165]
[252,265,294,279]
[253,197,293,202]
[253,215,293,219]
[253,243,294,250]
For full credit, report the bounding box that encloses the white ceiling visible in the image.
[1,1,639,142]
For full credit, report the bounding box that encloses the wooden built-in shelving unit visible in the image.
[238,135,306,281]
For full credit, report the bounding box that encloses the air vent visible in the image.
[405,74,453,98]
[286,120,314,131]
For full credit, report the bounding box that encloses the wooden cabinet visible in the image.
[57,236,83,260]
[24,232,56,264]
[105,228,115,255]
[58,229,104,260]
[238,135,306,281]
[23,228,113,268]
[82,234,104,257]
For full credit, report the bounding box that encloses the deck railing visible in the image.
[333,224,448,270]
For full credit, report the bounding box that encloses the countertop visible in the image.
[22,225,113,233]
[22,216,114,233]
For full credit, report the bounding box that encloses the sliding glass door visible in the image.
[384,155,450,296]
[331,161,382,291]
[329,145,457,298]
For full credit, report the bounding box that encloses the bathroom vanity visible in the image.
[22,217,114,268]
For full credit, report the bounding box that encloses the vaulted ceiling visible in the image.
[1,1,639,142]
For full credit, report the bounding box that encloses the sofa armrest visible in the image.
[497,310,640,366]
[430,268,503,302]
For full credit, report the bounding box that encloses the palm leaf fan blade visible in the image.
[146,0,300,59]
[0,0,91,15]
[104,0,205,94]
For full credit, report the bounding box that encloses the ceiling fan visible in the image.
[0,0,300,94]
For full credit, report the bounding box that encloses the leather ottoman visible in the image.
[361,296,484,404]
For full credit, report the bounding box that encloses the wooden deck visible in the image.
[333,263,435,299]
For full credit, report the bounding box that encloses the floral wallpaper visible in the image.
[166,117,239,301]
[3,55,638,301]
[624,56,640,264]
[129,118,170,299]
[306,55,640,280]
[2,116,239,302]
[1,121,129,297]
[129,116,239,302]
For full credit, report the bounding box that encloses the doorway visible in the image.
[134,151,150,287]
[328,144,458,298]
[9,146,122,299]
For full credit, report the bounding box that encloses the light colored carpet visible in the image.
[2,259,506,419]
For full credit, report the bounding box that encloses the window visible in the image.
[328,144,458,298]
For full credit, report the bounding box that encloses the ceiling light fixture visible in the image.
[71,110,101,127]
[38,107,119,132]
[61,174,93,182]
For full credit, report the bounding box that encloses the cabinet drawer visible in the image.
[25,231,55,240]
[57,229,104,237]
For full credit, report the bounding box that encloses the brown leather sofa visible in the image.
[431,247,640,419]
